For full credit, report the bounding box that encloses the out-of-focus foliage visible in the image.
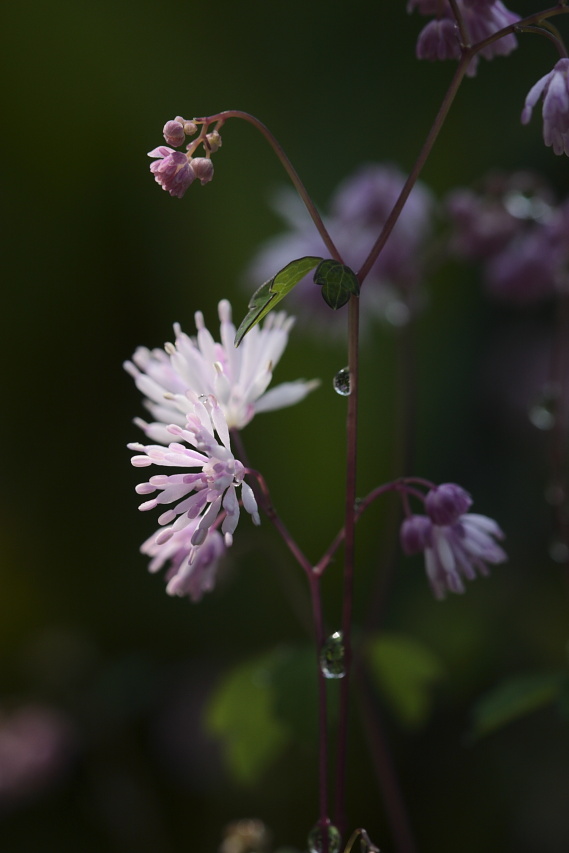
[365,632,446,729]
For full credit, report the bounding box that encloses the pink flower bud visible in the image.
[206,130,222,153]
[400,515,432,555]
[163,120,186,147]
[191,157,214,185]
[148,147,195,198]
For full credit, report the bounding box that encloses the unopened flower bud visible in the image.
[400,515,432,555]
[183,120,198,136]
[206,130,222,152]
[163,120,186,147]
[191,157,214,185]
[425,483,472,526]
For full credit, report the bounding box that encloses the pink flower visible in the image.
[129,395,260,553]
[141,522,226,602]
[409,0,519,77]
[401,509,506,599]
[522,58,569,157]
[124,299,319,440]
[416,19,461,62]
[148,146,195,198]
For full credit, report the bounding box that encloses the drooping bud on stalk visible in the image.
[191,157,215,185]
[400,515,432,555]
[206,130,222,152]
[425,483,472,525]
[163,119,186,147]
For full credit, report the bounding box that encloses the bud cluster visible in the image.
[148,115,221,198]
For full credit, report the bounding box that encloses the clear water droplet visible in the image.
[549,539,569,564]
[307,822,341,853]
[319,631,346,679]
[333,367,351,396]
[529,383,559,431]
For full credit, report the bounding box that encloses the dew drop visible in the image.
[333,367,351,396]
[529,403,556,431]
[320,631,346,679]
[307,822,341,853]
[529,383,559,431]
[549,539,569,564]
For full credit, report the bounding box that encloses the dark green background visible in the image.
[3,1,569,851]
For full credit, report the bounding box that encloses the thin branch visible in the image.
[193,110,342,262]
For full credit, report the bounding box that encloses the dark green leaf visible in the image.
[471,671,566,739]
[204,652,291,784]
[365,632,445,729]
[235,256,322,346]
[313,259,360,310]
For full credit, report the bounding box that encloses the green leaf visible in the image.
[471,671,567,739]
[313,259,360,309]
[204,652,291,785]
[365,632,445,729]
[235,256,322,346]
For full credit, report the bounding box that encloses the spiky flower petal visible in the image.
[124,299,319,439]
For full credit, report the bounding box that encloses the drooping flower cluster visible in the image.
[148,116,219,198]
[522,58,569,158]
[408,0,520,76]
[129,395,260,600]
[125,299,319,442]
[445,172,569,303]
[127,300,318,602]
[400,483,507,599]
[246,164,434,331]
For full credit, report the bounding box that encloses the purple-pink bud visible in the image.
[206,130,222,153]
[148,147,195,198]
[191,157,214,185]
[425,483,472,526]
[400,515,432,555]
[163,120,186,147]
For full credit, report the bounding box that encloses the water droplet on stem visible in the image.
[319,631,346,679]
[307,822,341,853]
[333,367,351,396]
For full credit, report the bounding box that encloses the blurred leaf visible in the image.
[270,644,319,741]
[471,671,567,738]
[365,632,445,729]
[204,652,291,785]
[235,256,322,345]
[313,259,359,309]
